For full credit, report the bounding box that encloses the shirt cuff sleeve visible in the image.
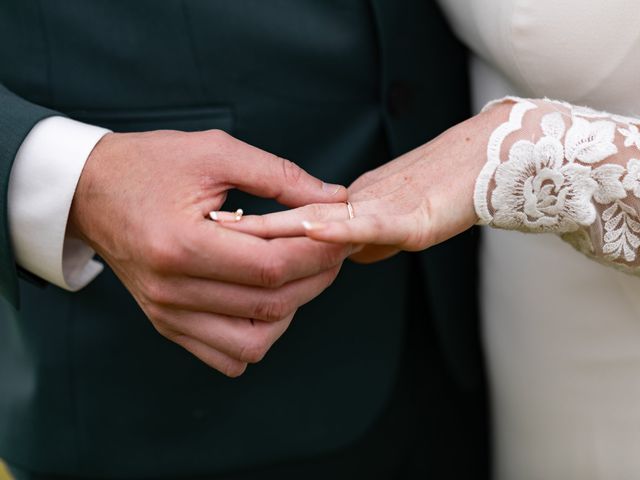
[7,116,110,291]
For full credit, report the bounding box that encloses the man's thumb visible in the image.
[223,140,347,206]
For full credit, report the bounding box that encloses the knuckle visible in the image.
[239,334,270,363]
[142,280,173,306]
[251,215,271,237]
[254,295,292,322]
[407,200,434,249]
[320,244,344,267]
[205,128,231,144]
[257,256,287,288]
[407,225,431,250]
[148,311,175,338]
[279,157,303,186]
[143,302,166,323]
[221,361,248,378]
[325,264,342,284]
[146,237,182,272]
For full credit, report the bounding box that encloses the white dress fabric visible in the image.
[438,0,640,478]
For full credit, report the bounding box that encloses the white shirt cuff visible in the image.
[8,116,110,291]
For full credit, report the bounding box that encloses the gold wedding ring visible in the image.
[346,201,355,220]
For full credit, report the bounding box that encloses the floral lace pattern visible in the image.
[475,97,640,270]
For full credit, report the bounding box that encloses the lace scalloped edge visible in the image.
[473,96,538,224]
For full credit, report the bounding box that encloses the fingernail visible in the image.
[209,211,240,222]
[302,220,326,231]
[322,182,343,196]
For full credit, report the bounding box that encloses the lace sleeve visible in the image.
[474,97,640,273]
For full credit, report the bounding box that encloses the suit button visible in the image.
[387,82,412,116]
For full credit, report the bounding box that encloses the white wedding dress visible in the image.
[437,1,640,478]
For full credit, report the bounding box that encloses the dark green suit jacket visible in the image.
[0,1,486,478]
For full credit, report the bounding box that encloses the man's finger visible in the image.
[172,334,248,377]
[159,266,340,322]
[349,245,401,264]
[170,311,294,364]
[177,222,350,287]
[212,135,347,206]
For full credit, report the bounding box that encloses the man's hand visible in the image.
[68,129,348,377]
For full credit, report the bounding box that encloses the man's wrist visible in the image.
[67,131,115,243]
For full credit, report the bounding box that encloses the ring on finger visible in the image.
[346,201,355,220]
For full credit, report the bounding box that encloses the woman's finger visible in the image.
[210,202,352,238]
[302,213,420,248]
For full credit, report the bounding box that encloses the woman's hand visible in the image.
[214,103,510,263]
